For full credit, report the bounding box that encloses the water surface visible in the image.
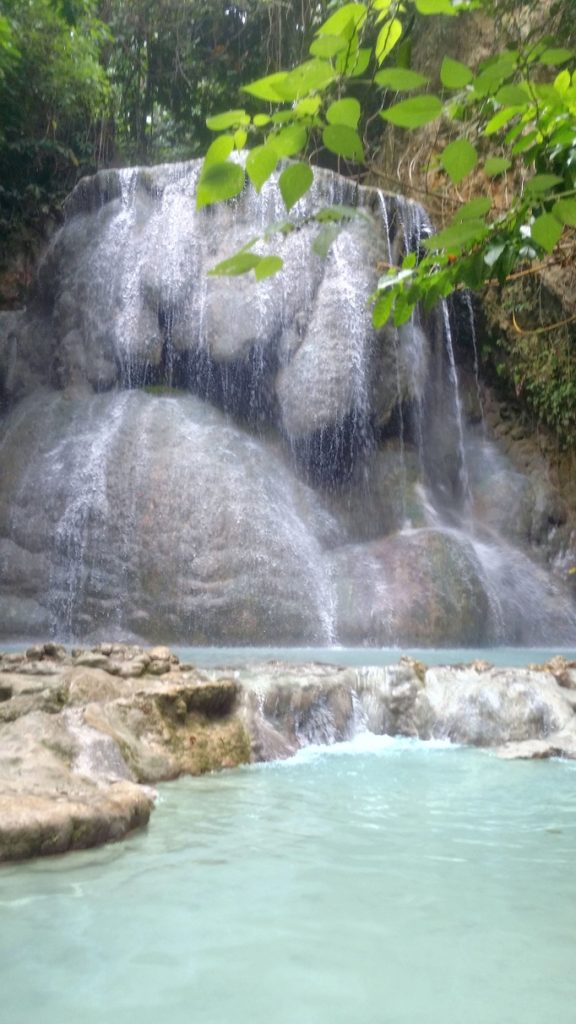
[2,737,575,1024]
[175,645,576,669]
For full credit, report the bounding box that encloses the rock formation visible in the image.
[0,161,574,647]
[2,643,576,862]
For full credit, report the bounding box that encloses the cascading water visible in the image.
[0,159,575,646]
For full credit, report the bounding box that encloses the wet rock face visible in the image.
[1,160,575,646]
[0,390,337,644]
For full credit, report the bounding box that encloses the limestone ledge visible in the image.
[1,643,576,863]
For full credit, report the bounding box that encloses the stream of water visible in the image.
[2,737,575,1024]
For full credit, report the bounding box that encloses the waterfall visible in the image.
[0,159,574,646]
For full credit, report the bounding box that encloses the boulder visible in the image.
[331,528,493,646]
[0,647,251,860]
[424,666,574,745]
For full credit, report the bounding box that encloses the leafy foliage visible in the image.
[197,0,576,338]
[0,0,110,262]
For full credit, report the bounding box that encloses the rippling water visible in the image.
[2,738,576,1024]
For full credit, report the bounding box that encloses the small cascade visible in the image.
[462,291,486,432]
[440,300,471,505]
[0,159,575,646]
[238,662,431,761]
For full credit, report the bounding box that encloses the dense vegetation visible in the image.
[0,0,575,447]
[0,0,326,251]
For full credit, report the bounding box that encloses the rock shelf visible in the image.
[1,643,576,862]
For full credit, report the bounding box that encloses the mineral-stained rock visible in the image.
[543,655,576,690]
[66,667,127,705]
[495,729,576,760]
[331,528,493,646]
[0,710,153,861]
[146,659,172,676]
[74,652,112,670]
[149,645,174,662]
[0,785,153,862]
[0,647,251,861]
[83,681,249,783]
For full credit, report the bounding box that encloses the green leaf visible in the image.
[549,126,575,148]
[326,98,361,129]
[279,163,314,211]
[246,145,278,192]
[473,68,508,98]
[313,223,341,258]
[372,290,395,328]
[483,243,506,268]
[555,69,571,95]
[393,293,416,326]
[309,34,348,59]
[255,256,284,280]
[375,18,403,65]
[484,107,521,136]
[505,121,526,145]
[539,48,573,66]
[552,198,576,227]
[441,139,477,184]
[272,125,308,157]
[295,97,322,117]
[532,83,562,105]
[322,124,365,161]
[484,156,512,176]
[460,249,488,288]
[208,252,260,276]
[315,204,364,222]
[510,129,540,155]
[242,72,288,102]
[277,60,335,100]
[455,197,492,221]
[479,51,519,75]
[335,42,358,75]
[253,114,271,127]
[531,212,563,253]
[196,162,245,209]
[264,220,295,239]
[440,57,473,89]
[525,173,564,194]
[234,129,247,150]
[346,48,371,77]
[495,84,529,107]
[422,219,489,252]
[415,0,458,14]
[375,68,429,91]
[318,3,367,38]
[206,109,250,131]
[377,268,414,290]
[203,135,234,169]
[380,95,442,128]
